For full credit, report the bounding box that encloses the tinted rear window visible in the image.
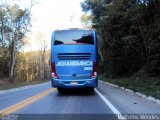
[54,30,94,45]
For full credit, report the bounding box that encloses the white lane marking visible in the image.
[95,89,126,120]
[0,82,50,95]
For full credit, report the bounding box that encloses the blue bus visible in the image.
[50,28,98,93]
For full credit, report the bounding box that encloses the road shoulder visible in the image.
[97,80,160,114]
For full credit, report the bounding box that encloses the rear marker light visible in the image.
[51,62,58,79]
[91,62,97,78]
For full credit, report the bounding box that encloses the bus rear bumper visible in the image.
[51,78,98,88]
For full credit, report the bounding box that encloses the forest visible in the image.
[0,1,50,89]
[81,0,160,78]
[0,0,160,93]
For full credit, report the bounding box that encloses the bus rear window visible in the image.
[54,30,94,45]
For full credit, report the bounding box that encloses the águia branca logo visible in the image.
[56,61,93,67]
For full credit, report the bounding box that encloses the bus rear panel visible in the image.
[51,29,98,90]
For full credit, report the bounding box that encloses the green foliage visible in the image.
[81,0,160,78]
[0,47,10,78]
[14,50,50,82]
[99,74,160,99]
[0,2,32,82]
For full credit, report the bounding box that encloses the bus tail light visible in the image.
[51,62,58,79]
[91,62,97,78]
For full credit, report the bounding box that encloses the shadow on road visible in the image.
[56,88,95,96]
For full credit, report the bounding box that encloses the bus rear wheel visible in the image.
[57,88,64,94]
[87,87,94,93]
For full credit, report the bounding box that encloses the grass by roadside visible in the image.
[0,79,50,90]
[99,74,160,99]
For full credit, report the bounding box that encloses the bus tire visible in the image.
[57,88,64,94]
[88,87,94,93]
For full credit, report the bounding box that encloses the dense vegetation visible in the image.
[81,0,160,78]
[0,1,50,86]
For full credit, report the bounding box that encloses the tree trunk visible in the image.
[9,38,16,83]
[0,20,4,46]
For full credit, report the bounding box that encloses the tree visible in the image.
[81,0,160,78]
[80,14,93,29]
[0,0,37,82]
[36,32,48,80]
[15,50,50,82]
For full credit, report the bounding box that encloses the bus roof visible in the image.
[54,28,94,32]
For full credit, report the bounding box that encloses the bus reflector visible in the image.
[51,62,58,79]
[91,62,97,78]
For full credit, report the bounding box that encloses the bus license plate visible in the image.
[70,81,78,85]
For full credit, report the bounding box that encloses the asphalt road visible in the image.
[0,81,160,120]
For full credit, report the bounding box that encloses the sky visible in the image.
[17,0,85,51]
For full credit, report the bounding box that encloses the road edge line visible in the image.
[95,88,126,120]
[99,80,160,105]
